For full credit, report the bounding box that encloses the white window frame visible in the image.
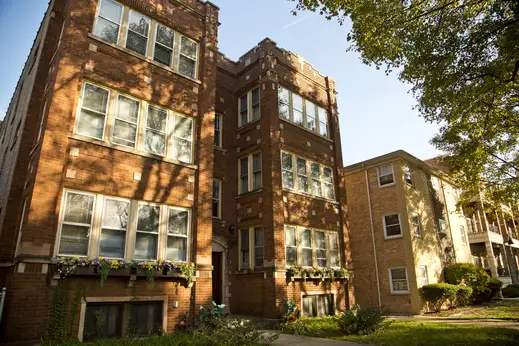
[110,93,141,149]
[93,0,124,45]
[98,196,131,260]
[284,224,340,268]
[124,10,151,56]
[383,213,402,239]
[166,206,191,262]
[281,152,294,190]
[75,82,110,141]
[143,104,169,157]
[284,225,298,267]
[214,114,222,148]
[238,226,264,270]
[171,113,194,164]
[389,267,410,294]
[238,87,260,127]
[417,265,429,288]
[300,228,313,267]
[460,225,467,245]
[403,164,413,186]
[212,179,221,219]
[152,23,175,68]
[377,163,395,187]
[177,35,199,79]
[238,152,262,194]
[411,213,422,237]
[134,202,160,260]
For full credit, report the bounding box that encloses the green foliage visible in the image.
[444,263,491,298]
[180,262,196,287]
[336,305,389,335]
[280,319,312,335]
[420,283,460,312]
[199,302,227,329]
[502,284,519,298]
[283,300,299,321]
[455,286,473,307]
[488,278,504,296]
[291,0,519,204]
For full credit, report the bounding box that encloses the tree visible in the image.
[291,0,519,205]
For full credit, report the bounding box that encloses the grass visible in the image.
[292,317,519,346]
[432,299,519,320]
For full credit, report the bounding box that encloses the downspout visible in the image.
[365,170,382,307]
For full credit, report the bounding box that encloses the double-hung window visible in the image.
[178,36,198,79]
[403,164,413,186]
[239,152,262,194]
[77,83,109,140]
[126,11,150,56]
[310,163,322,197]
[135,204,159,259]
[411,213,422,237]
[281,152,294,189]
[292,94,304,126]
[93,0,123,44]
[167,208,189,261]
[144,105,168,156]
[318,107,328,137]
[377,164,394,186]
[58,191,95,256]
[296,157,309,193]
[389,267,410,293]
[417,265,428,287]
[238,88,260,126]
[112,95,139,148]
[100,198,129,258]
[322,167,334,199]
[239,227,264,269]
[212,179,221,219]
[383,214,402,239]
[214,114,222,148]
[172,114,193,163]
[284,225,340,268]
[278,87,290,120]
[153,24,175,67]
[305,100,316,131]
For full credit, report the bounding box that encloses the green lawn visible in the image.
[297,318,519,346]
[433,299,519,320]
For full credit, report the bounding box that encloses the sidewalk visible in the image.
[390,315,519,330]
[265,331,372,346]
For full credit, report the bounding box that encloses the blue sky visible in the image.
[0,0,440,165]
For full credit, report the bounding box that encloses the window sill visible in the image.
[87,34,202,85]
[283,189,338,204]
[69,134,198,170]
[279,118,333,143]
[378,182,396,188]
[237,118,261,132]
[236,188,262,199]
[385,234,404,240]
[235,269,265,275]
[390,292,410,295]
[214,146,226,153]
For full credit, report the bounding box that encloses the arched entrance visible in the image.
[212,237,229,312]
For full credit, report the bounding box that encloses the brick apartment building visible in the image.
[0,0,352,342]
[344,150,472,314]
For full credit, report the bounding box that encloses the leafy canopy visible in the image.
[291,0,519,204]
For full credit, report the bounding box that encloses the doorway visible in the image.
[212,252,223,305]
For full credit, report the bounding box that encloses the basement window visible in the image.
[302,294,334,317]
[84,303,123,340]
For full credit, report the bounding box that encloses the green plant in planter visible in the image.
[199,301,226,329]
[338,267,349,278]
[180,262,196,288]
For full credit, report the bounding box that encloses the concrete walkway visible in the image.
[390,315,519,330]
[265,331,372,346]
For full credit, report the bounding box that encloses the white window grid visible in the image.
[377,163,394,187]
[383,213,402,239]
[389,267,410,294]
[238,87,261,127]
[284,224,340,268]
[238,152,262,194]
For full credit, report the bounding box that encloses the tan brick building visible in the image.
[344,150,472,314]
[0,0,352,342]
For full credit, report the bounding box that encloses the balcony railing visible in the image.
[488,224,500,234]
[466,218,477,234]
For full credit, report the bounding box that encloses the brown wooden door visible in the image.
[212,252,222,305]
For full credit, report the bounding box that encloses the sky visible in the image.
[0,0,441,165]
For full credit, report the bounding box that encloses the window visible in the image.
[403,164,413,185]
[377,164,394,186]
[460,225,467,245]
[93,0,123,44]
[239,152,262,194]
[284,225,340,268]
[58,191,95,256]
[153,24,174,67]
[130,302,163,336]
[281,152,294,189]
[417,266,428,288]
[238,88,260,126]
[302,294,334,317]
[178,36,198,79]
[144,105,167,156]
[437,218,447,233]
[277,86,330,138]
[212,179,221,218]
[214,114,222,148]
[99,198,129,258]
[84,303,123,340]
[135,204,159,259]
[76,83,109,140]
[239,226,264,269]
[280,152,335,200]
[411,214,422,237]
[126,10,150,56]
[172,114,193,163]
[383,214,402,239]
[285,226,298,267]
[112,95,139,148]
[389,267,409,293]
[166,208,189,261]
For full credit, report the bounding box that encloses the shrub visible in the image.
[200,302,226,329]
[336,305,389,335]
[280,319,312,335]
[488,278,503,297]
[455,286,473,307]
[420,283,459,312]
[502,284,519,298]
[444,263,491,300]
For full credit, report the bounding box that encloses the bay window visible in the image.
[284,225,340,268]
[57,189,192,261]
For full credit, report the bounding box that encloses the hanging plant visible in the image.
[179,262,196,288]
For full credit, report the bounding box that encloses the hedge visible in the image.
[502,284,519,298]
[420,283,460,312]
[444,263,491,301]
